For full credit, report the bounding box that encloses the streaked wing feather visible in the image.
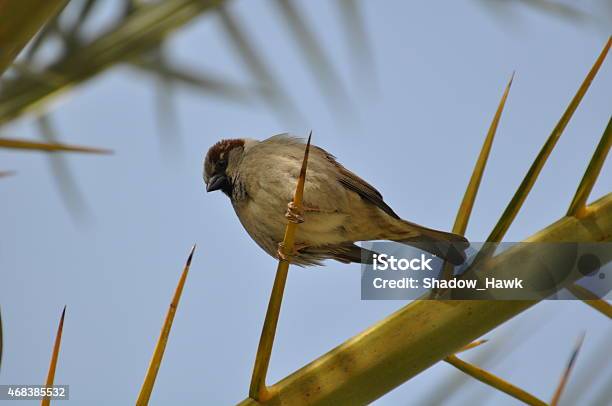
[316,146,400,219]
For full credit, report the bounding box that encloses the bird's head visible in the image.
[203,138,246,196]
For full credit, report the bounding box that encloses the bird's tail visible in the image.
[392,221,469,266]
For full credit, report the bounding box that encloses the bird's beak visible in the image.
[206,173,228,192]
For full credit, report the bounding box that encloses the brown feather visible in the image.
[315,146,400,219]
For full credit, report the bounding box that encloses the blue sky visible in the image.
[1,1,611,404]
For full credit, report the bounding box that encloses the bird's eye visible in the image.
[218,159,227,168]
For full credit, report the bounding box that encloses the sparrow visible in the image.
[203,134,468,267]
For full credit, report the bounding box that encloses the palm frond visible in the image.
[42,306,66,406]
[435,73,513,293]
[36,114,92,222]
[0,0,226,126]
[567,284,612,318]
[444,354,546,405]
[217,5,303,123]
[336,0,375,91]
[0,137,111,154]
[273,0,351,112]
[567,116,611,217]
[136,245,196,406]
[487,37,610,243]
[0,0,68,75]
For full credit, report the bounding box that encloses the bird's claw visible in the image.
[277,242,307,261]
[277,242,293,261]
[285,201,304,224]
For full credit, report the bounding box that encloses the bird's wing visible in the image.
[245,134,400,219]
[315,146,400,220]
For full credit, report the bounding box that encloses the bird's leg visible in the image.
[277,242,308,261]
[285,201,323,224]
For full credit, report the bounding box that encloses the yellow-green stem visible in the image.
[42,306,65,406]
[136,245,195,406]
[444,355,546,406]
[567,116,611,218]
[566,284,612,318]
[435,72,514,293]
[249,134,312,401]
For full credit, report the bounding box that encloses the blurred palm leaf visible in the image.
[0,136,111,153]
[36,114,92,222]
[336,0,376,92]
[217,5,304,123]
[131,54,255,104]
[514,0,589,21]
[64,0,98,40]
[273,0,352,113]
[141,43,182,155]
[0,0,226,126]
[478,0,589,24]
[0,0,68,75]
